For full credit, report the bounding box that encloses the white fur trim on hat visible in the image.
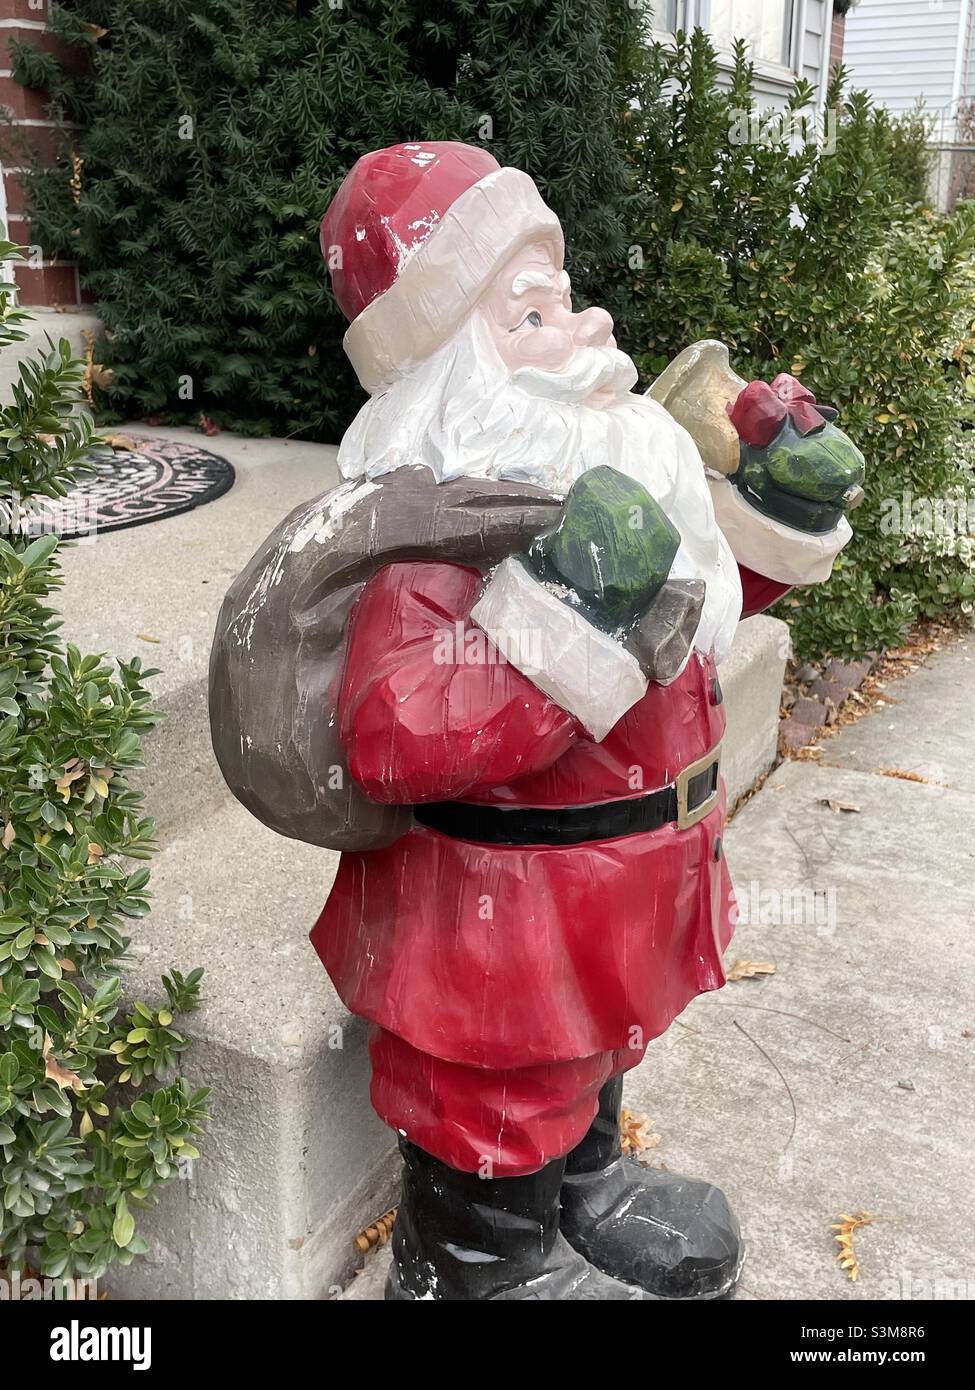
[343,167,564,394]
[709,474,853,586]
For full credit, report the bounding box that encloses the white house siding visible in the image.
[842,0,975,209]
[843,0,965,132]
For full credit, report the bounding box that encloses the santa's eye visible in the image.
[512,310,543,331]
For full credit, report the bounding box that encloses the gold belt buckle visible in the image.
[676,744,722,831]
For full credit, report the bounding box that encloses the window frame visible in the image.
[651,0,801,90]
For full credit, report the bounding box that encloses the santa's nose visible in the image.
[572,305,614,347]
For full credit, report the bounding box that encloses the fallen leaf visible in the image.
[2,822,14,849]
[878,768,937,785]
[791,745,824,761]
[136,633,161,644]
[620,1109,661,1155]
[727,959,777,982]
[818,798,861,813]
[42,1033,85,1093]
[832,1211,872,1282]
[354,1206,398,1253]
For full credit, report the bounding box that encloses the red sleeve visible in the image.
[337,560,581,803]
[739,563,792,620]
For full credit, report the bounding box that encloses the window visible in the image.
[654,1,796,71]
[705,0,794,67]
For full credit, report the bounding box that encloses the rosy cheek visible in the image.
[513,326,574,370]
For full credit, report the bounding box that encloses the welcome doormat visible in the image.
[30,437,236,540]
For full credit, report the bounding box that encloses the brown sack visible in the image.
[208,466,561,852]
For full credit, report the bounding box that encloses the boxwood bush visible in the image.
[617,34,975,660]
[0,240,207,1287]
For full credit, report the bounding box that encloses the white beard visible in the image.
[338,315,742,663]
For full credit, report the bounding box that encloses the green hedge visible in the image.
[12,11,975,660]
[11,0,644,440]
[0,241,208,1282]
[616,35,975,660]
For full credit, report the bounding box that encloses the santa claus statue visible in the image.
[210,143,864,1301]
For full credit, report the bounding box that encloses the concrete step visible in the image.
[0,308,101,401]
[57,429,407,1298]
[53,428,788,1298]
[58,427,343,833]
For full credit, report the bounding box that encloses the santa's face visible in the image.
[480,243,619,405]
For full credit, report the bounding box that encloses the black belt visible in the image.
[413,747,721,847]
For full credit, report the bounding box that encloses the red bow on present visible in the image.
[727,374,837,448]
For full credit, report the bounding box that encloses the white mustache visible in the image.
[511,346,638,403]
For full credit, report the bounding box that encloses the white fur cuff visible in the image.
[470,557,648,742]
[709,475,853,586]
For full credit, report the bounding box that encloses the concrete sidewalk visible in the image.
[346,635,975,1301]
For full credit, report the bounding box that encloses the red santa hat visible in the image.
[320,142,564,393]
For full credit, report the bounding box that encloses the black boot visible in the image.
[386,1138,654,1300]
[560,1076,744,1300]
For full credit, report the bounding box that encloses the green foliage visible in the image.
[0,239,207,1285]
[14,0,645,440]
[877,104,935,207]
[15,10,972,660]
[618,35,975,660]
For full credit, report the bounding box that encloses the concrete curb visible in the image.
[0,308,101,400]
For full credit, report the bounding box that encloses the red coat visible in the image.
[312,561,785,1069]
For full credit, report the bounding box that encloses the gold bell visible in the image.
[647,339,746,478]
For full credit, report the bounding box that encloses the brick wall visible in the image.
[0,0,82,307]
[829,9,846,72]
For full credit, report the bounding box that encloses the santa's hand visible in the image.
[472,469,703,739]
[527,465,681,632]
[728,376,865,535]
